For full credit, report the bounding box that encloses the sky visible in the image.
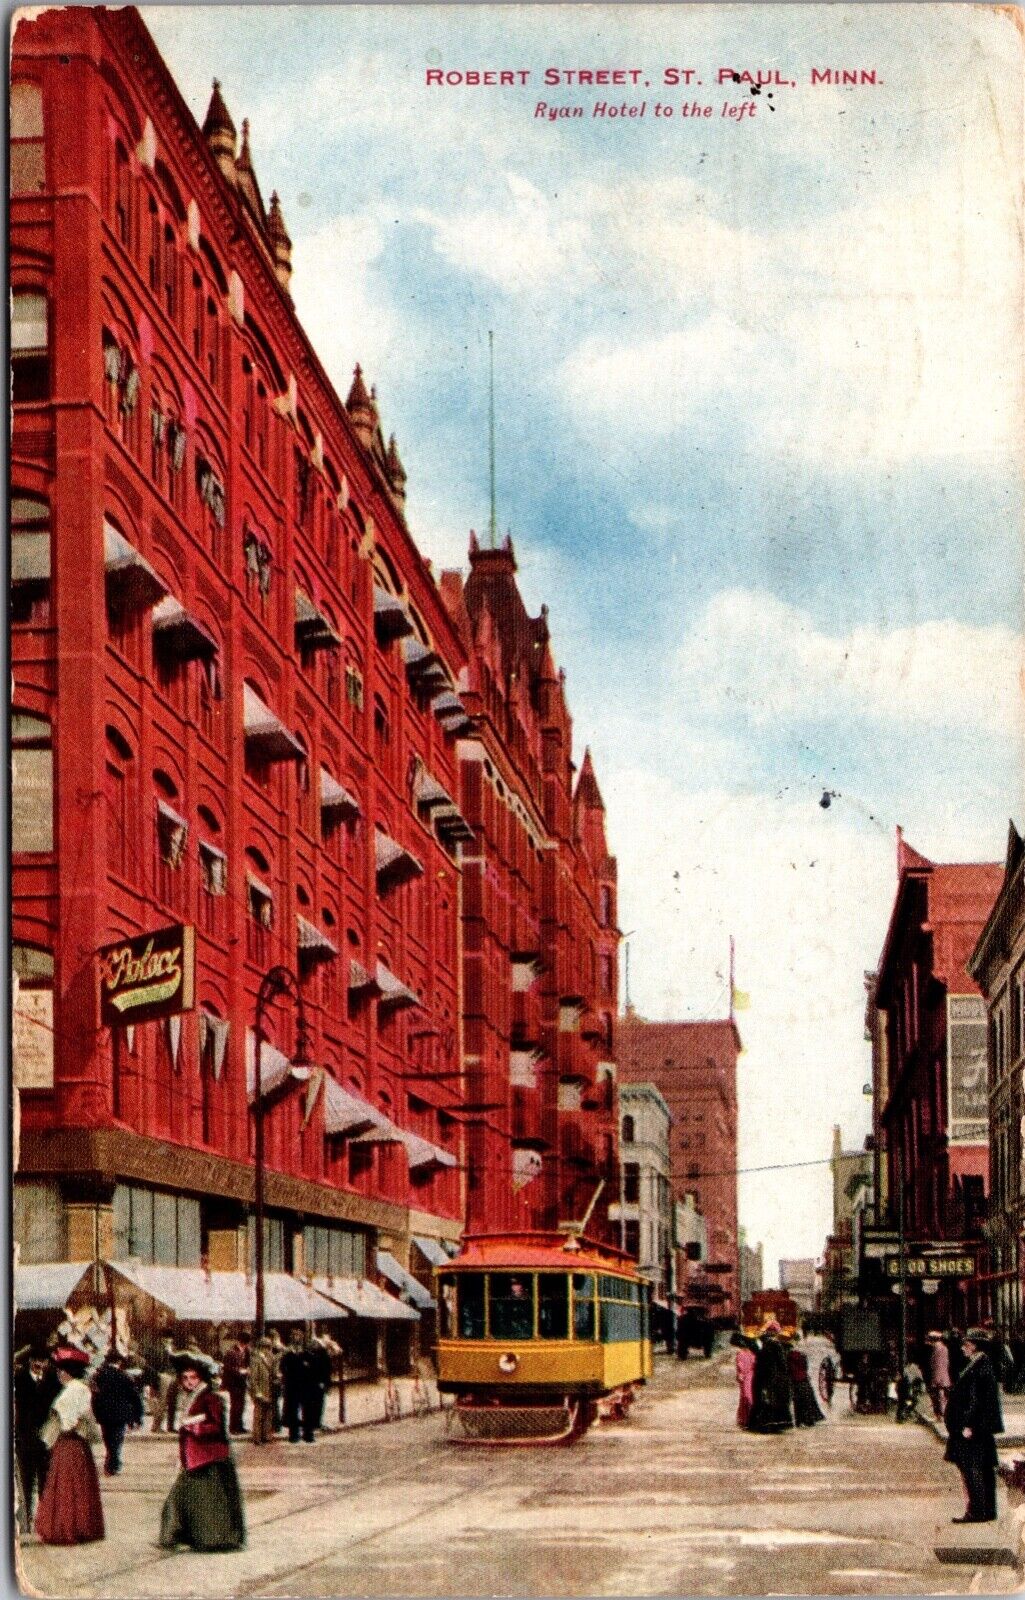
[144,3,1024,1281]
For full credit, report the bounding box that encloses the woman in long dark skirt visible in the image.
[34,1347,105,1545]
[748,1322,795,1433]
[788,1341,824,1426]
[159,1354,245,1552]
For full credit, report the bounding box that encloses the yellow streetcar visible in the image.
[435,1231,653,1443]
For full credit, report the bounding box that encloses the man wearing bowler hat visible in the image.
[944,1327,1005,1523]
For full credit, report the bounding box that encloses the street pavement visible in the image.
[17,1346,1025,1598]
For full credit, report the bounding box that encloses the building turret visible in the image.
[202,79,236,182]
[267,191,293,291]
[235,118,266,226]
[385,433,407,509]
[346,365,379,449]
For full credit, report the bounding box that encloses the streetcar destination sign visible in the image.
[98,924,195,1025]
[884,1253,974,1279]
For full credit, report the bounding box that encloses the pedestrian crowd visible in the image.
[14,1324,346,1554]
[731,1320,825,1433]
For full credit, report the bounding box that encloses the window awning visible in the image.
[15,1261,92,1312]
[400,1130,457,1172]
[243,684,305,764]
[106,1263,347,1323]
[245,1029,302,1100]
[375,960,420,1011]
[309,1274,419,1322]
[374,828,423,888]
[414,770,454,809]
[376,1251,436,1311]
[372,584,414,643]
[104,521,168,610]
[297,915,338,961]
[320,770,359,818]
[400,637,447,682]
[152,597,218,662]
[157,798,188,833]
[322,1076,383,1137]
[246,872,273,904]
[431,690,466,720]
[433,803,474,844]
[347,959,380,995]
[412,1235,454,1269]
[295,589,340,652]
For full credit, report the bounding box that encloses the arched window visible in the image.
[10,494,50,624]
[11,291,49,404]
[11,83,45,193]
[12,711,52,853]
[105,726,134,879]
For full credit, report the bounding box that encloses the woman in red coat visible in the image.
[159,1355,246,1552]
[34,1347,105,1545]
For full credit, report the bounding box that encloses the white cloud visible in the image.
[416,174,593,297]
[675,589,1024,738]
[290,210,398,397]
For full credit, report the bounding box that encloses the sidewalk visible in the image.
[136,1372,448,1439]
[918,1389,1025,1581]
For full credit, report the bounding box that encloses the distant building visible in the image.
[968,822,1025,1334]
[820,1126,872,1312]
[779,1258,818,1314]
[609,1082,673,1297]
[617,1015,740,1319]
[738,1227,763,1306]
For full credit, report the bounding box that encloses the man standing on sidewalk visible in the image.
[248,1337,275,1445]
[221,1332,251,1436]
[944,1328,1004,1524]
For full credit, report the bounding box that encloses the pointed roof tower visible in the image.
[346,364,379,449]
[267,190,293,291]
[385,433,407,509]
[202,79,237,181]
[235,118,267,227]
[896,826,933,877]
[575,746,605,811]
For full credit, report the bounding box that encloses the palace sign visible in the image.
[98,925,195,1026]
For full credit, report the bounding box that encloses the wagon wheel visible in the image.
[817,1357,836,1407]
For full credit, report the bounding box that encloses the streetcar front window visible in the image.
[488,1273,535,1340]
[538,1274,569,1339]
[458,1271,485,1338]
[572,1273,596,1341]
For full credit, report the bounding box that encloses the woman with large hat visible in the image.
[159,1352,246,1552]
[34,1347,105,1545]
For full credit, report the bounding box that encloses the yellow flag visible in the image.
[732,986,751,1011]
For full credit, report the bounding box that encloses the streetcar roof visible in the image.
[438,1231,641,1276]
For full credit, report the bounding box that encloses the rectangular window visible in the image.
[457,1272,486,1339]
[10,83,45,193]
[10,496,51,624]
[11,292,48,403]
[488,1273,535,1340]
[572,1273,596,1340]
[538,1274,569,1339]
[11,713,53,852]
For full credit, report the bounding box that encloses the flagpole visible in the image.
[729,935,735,1023]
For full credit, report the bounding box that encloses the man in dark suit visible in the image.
[944,1328,1005,1522]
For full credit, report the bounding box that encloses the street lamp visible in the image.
[253,965,311,1338]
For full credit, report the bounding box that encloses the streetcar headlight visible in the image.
[498,1352,518,1373]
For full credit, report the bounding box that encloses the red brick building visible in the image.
[441,538,619,1239]
[11,6,474,1347]
[871,832,1002,1329]
[616,1016,740,1318]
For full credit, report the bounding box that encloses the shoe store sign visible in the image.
[99,924,195,1025]
[884,1252,975,1280]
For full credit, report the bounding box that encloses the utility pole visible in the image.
[897,1142,908,1394]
